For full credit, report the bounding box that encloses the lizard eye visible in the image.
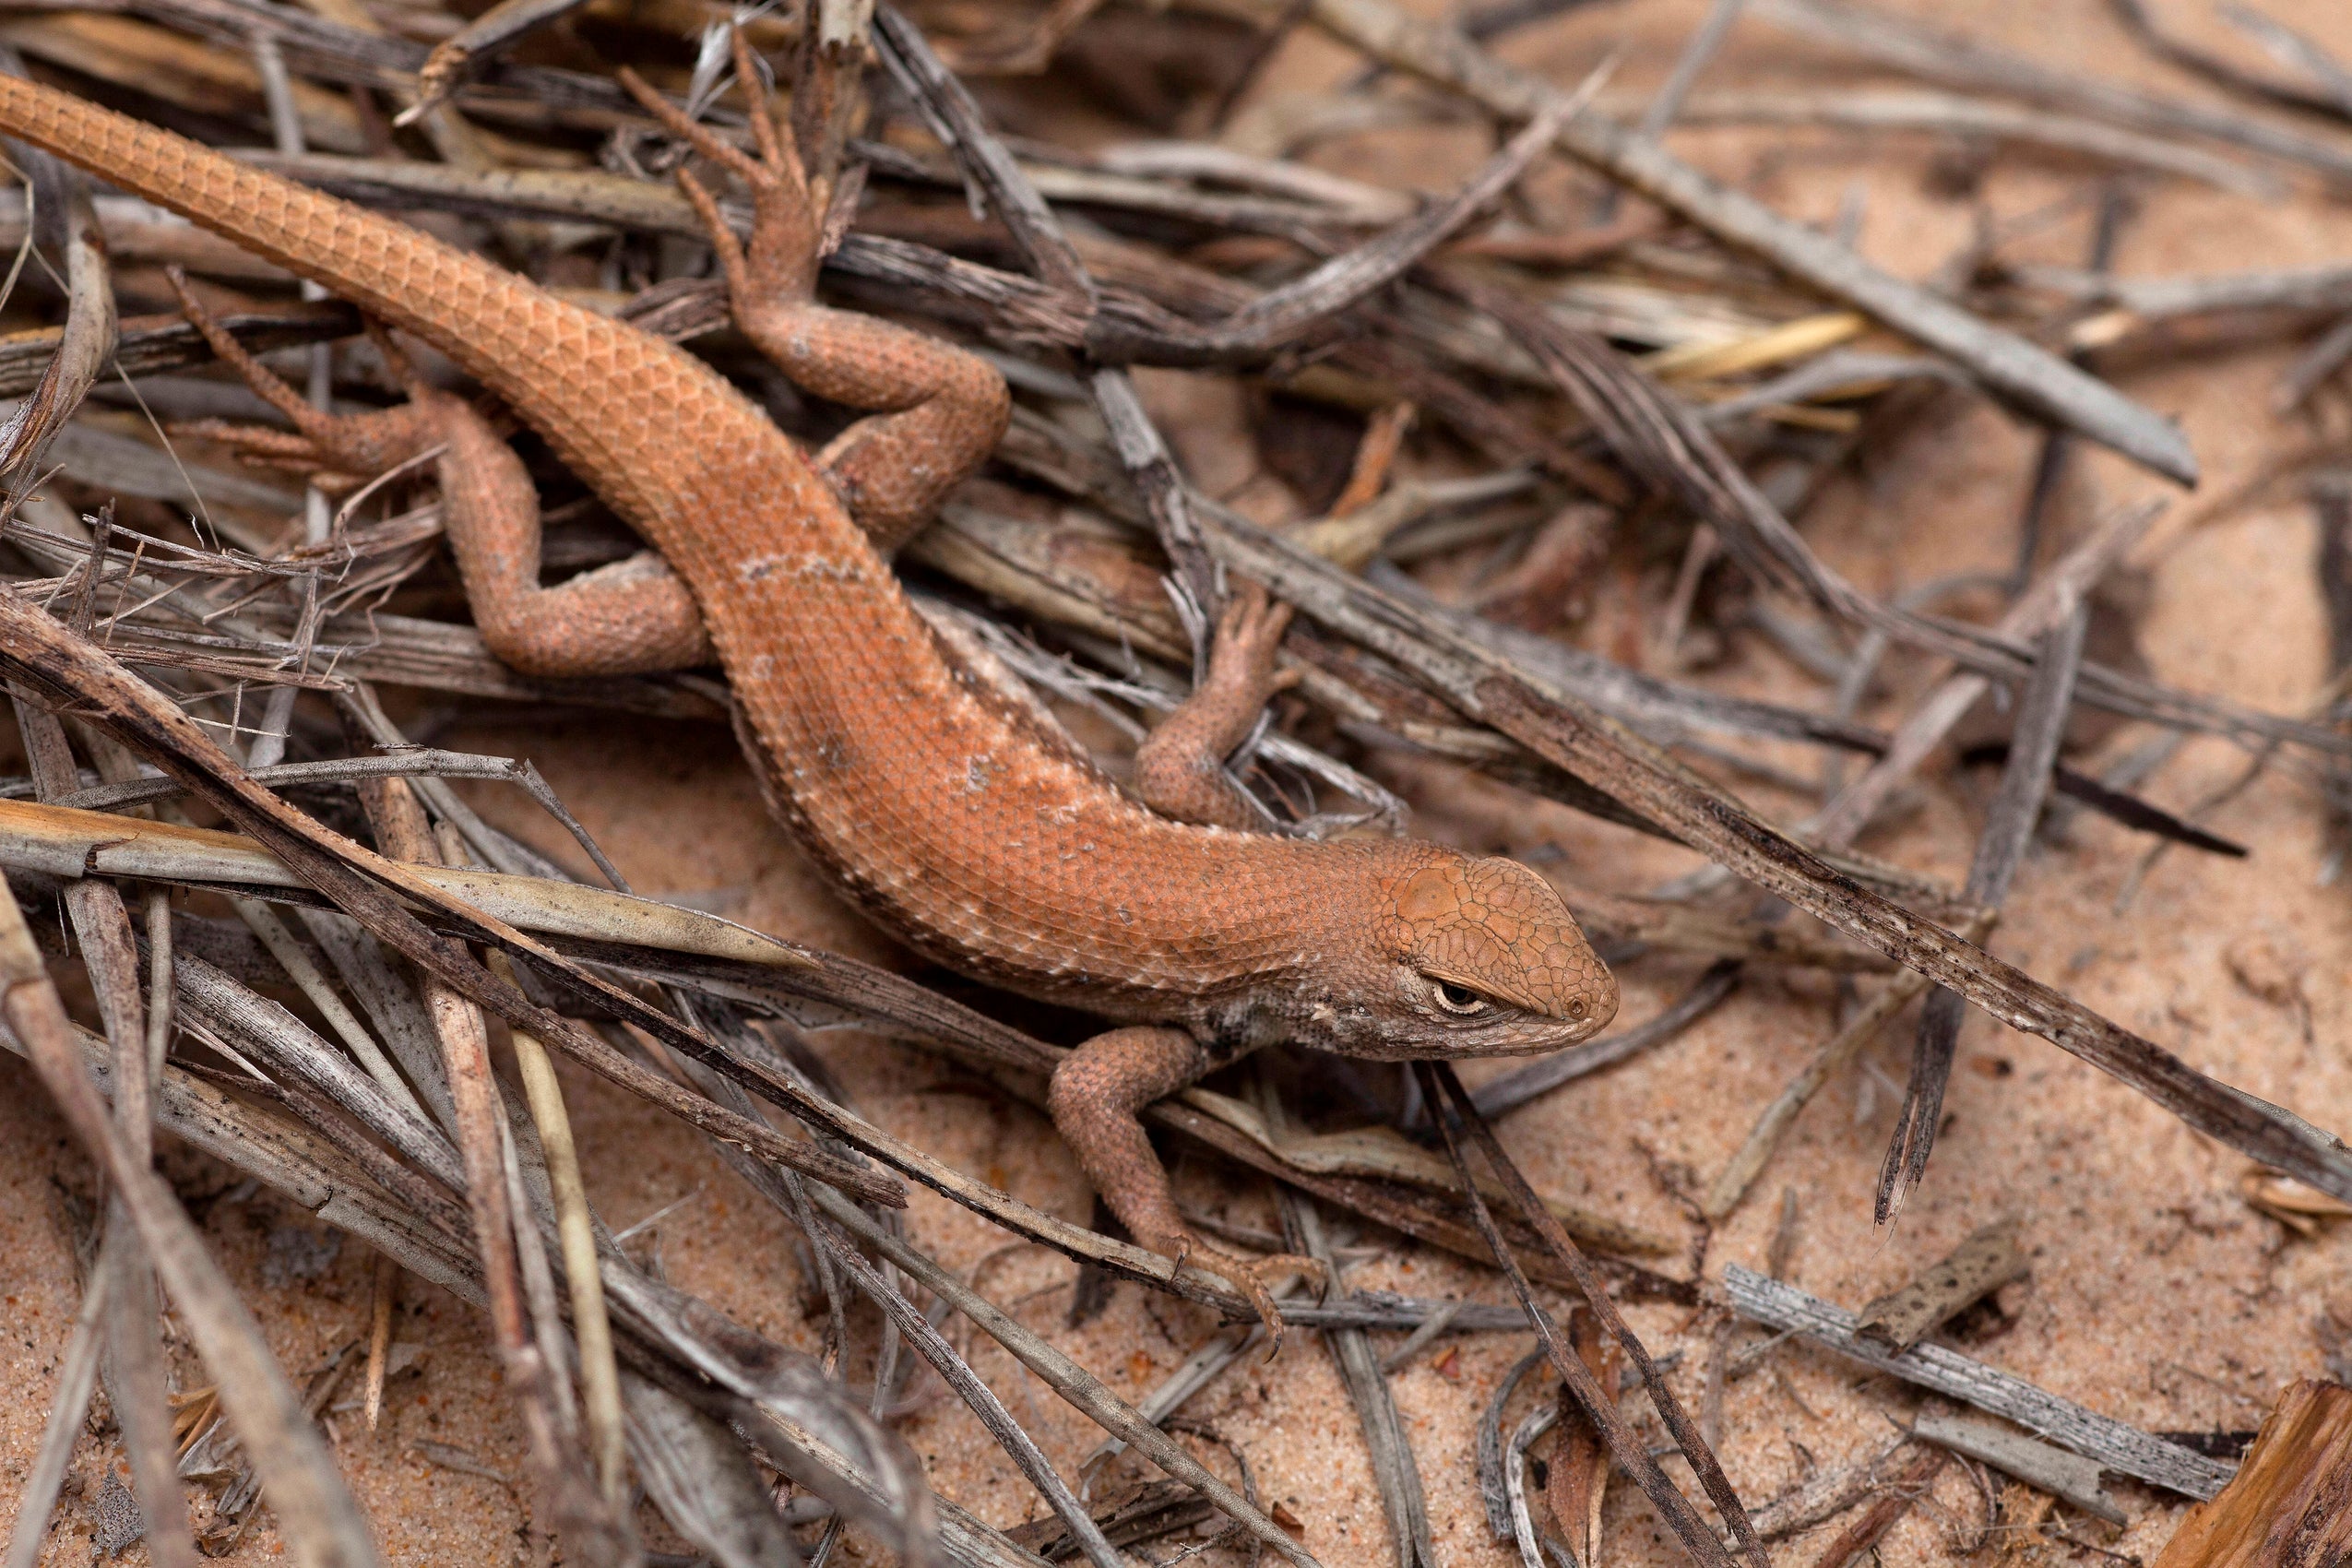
[1431,979,1491,1016]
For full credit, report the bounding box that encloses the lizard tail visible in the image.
[0,72,755,529]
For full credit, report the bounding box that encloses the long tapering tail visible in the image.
[0,72,754,532]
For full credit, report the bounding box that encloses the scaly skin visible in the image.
[0,64,1618,1332]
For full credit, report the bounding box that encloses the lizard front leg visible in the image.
[167,273,712,678]
[1133,584,1300,829]
[621,35,1008,554]
[1049,1026,1324,1348]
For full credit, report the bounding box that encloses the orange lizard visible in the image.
[0,48,1616,1329]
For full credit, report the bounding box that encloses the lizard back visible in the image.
[0,75,1385,1020]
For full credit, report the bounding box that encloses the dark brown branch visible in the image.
[1879,602,2087,1222]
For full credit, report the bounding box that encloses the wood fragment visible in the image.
[2150,1380,2352,1568]
[1545,1309,1618,1568]
[496,947,627,1507]
[1502,1404,1557,1568]
[1765,1187,1800,1280]
[1807,1445,1950,1568]
[362,1253,398,1432]
[1477,1348,1547,1541]
[1856,1220,2028,1352]
[410,0,597,118]
[1913,1410,2124,1526]
[2240,1170,2352,1234]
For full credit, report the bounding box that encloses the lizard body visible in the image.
[0,61,1616,1317]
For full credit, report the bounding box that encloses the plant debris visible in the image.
[2148,1380,2352,1568]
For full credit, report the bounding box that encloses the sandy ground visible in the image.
[5,0,2352,1563]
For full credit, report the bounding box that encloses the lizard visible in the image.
[0,43,1618,1333]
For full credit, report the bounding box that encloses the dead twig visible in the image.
[1855,1221,2028,1354]
[1422,1062,1764,1568]
[2149,1379,2352,1567]
[1722,1265,2235,1498]
[1878,601,2087,1221]
[1298,0,2200,482]
[1913,1410,2125,1526]
[1756,0,2352,185]
[0,866,378,1567]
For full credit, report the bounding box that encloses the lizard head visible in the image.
[1292,844,1618,1060]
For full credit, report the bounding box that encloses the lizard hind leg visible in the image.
[1047,1025,1328,1355]
[618,34,1009,554]
[166,268,713,678]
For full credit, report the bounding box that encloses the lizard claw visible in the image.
[618,29,822,306]
[1235,1252,1331,1361]
[1158,1233,1327,1361]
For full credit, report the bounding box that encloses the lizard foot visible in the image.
[1205,580,1301,710]
[1154,1231,1329,1360]
[162,267,443,486]
[1131,579,1300,827]
[619,30,822,308]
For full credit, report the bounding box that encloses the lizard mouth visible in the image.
[1471,1011,1617,1056]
